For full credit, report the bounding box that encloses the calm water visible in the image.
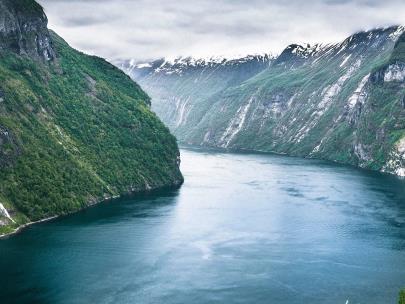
[1,148,405,304]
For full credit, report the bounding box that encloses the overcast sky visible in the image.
[37,0,405,61]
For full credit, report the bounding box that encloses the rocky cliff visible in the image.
[0,0,183,236]
[115,55,273,134]
[0,0,55,61]
[122,26,405,177]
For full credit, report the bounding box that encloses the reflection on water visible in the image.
[0,148,404,304]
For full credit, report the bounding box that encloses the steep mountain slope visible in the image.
[0,0,183,235]
[0,0,55,61]
[116,55,273,137]
[122,26,405,176]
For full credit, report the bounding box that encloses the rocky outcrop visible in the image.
[383,63,405,82]
[0,0,55,61]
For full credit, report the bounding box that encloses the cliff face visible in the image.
[116,55,273,136]
[0,0,55,61]
[0,0,183,236]
[123,26,405,177]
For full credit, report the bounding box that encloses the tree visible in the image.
[399,290,405,304]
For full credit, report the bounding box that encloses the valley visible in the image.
[119,26,405,177]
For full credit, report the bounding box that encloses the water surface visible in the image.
[1,148,405,304]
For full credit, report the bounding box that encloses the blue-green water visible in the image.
[1,148,405,304]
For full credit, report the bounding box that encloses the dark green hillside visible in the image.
[391,32,405,62]
[0,1,182,235]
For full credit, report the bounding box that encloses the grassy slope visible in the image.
[0,32,182,234]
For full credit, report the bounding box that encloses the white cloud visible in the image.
[37,0,405,60]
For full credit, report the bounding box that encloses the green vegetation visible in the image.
[391,31,405,63]
[133,27,405,176]
[0,31,182,233]
[400,290,405,304]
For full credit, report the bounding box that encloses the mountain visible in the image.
[120,26,405,177]
[115,54,273,133]
[0,0,183,235]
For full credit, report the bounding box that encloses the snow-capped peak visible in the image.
[161,53,273,67]
[281,43,326,60]
[130,53,274,76]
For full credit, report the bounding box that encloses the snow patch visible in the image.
[287,43,324,59]
[339,54,352,67]
[294,60,361,144]
[396,168,405,177]
[384,64,405,82]
[319,59,362,110]
[312,140,324,154]
[388,26,405,40]
[336,40,349,55]
[136,63,152,68]
[175,97,191,127]
[203,130,212,143]
[347,74,370,108]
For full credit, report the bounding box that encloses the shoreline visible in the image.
[179,144,405,179]
[0,180,183,240]
[0,216,59,240]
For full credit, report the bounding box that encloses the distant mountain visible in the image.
[119,26,405,177]
[117,54,273,77]
[115,54,274,132]
[0,0,183,235]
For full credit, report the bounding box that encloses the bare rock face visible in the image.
[0,202,14,226]
[0,0,55,61]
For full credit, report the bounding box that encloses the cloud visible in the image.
[37,0,405,61]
